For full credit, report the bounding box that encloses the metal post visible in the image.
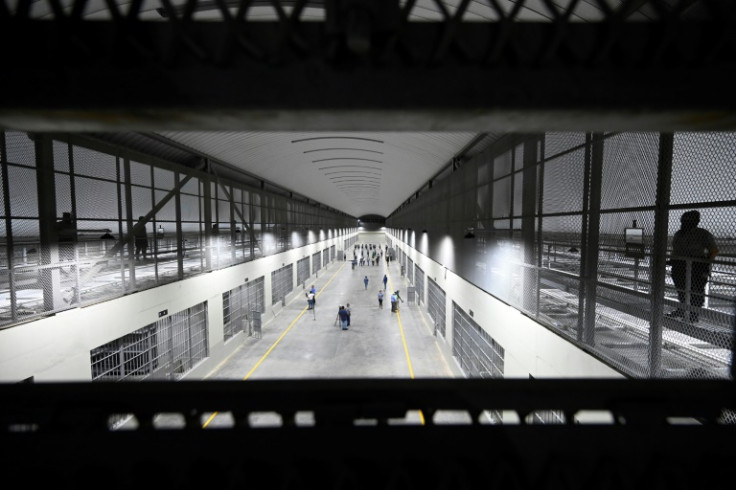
[1,132,17,323]
[684,258,692,317]
[522,136,540,314]
[581,133,603,347]
[202,163,213,271]
[175,172,184,280]
[649,132,674,378]
[34,134,64,312]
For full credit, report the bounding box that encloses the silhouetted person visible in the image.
[667,210,718,323]
[134,216,149,261]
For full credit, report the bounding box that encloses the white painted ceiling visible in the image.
[155,131,479,218]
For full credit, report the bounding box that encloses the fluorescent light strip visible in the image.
[303,148,384,154]
[312,158,383,164]
[318,165,382,171]
[292,136,384,144]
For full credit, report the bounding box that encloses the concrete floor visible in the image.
[207,246,463,382]
[117,243,471,430]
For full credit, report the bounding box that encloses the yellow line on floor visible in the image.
[202,261,346,429]
[386,266,425,425]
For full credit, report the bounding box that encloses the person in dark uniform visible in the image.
[667,210,719,323]
[134,216,149,261]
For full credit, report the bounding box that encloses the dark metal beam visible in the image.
[1,20,735,131]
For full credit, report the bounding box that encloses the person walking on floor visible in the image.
[364,275,369,289]
[346,303,351,327]
[390,292,397,313]
[310,284,317,305]
[337,305,349,330]
[306,291,315,310]
[382,274,388,291]
[378,290,384,309]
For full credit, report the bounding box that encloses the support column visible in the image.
[202,165,213,271]
[580,133,603,347]
[649,133,674,377]
[1,132,17,322]
[522,136,540,314]
[175,171,184,280]
[34,134,64,311]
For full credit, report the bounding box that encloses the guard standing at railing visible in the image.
[667,210,719,323]
[134,216,149,261]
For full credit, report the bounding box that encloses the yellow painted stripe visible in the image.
[202,261,346,428]
[386,266,425,425]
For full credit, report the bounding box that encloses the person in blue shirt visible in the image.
[337,306,349,330]
[383,274,388,291]
[378,290,384,308]
[363,275,369,289]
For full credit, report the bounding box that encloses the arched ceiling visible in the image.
[154,131,481,218]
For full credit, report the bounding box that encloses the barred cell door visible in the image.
[246,277,265,337]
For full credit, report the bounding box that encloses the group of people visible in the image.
[354,243,384,267]
[336,304,351,330]
[306,284,317,310]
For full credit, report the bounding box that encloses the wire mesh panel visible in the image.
[427,278,447,338]
[600,133,659,211]
[541,138,587,215]
[322,248,329,267]
[407,258,414,284]
[390,131,735,380]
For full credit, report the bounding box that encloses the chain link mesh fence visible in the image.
[390,131,736,379]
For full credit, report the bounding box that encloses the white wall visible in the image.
[389,232,623,380]
[0,233,355,382]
